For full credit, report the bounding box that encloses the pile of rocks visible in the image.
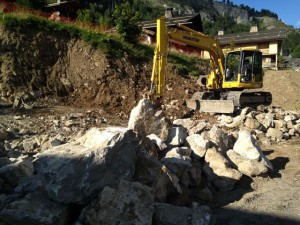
[0,99,299,224]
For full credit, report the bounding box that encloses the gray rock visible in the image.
[163,146,202,188]
[139,135,159,157]
[262,113,274,129]
[133,151,173,202]
[203,147,242,191]
[0,194,22,211]
[186,134,209,158]
[286,120,294,129]
[166,126,187,146]
[22,137,39,152]
[0,98,12,108]
[208,126,230,153]
[0,157,11,167]
[0,128,10,142]
[233,130,273,170]
[194,187,214,202]
[36,128,138,204]
[147,133,167,151]
[217,115,233,125]
[244,117,262,130]
[0,156,34,187]
[227,150,268,177]
[14,175,42,195]
[225,115,246,129]
[77,180,154,225]
[173,118,196,131]
[64,119,79,127]
[284,114,298,122]
[165,147,193,158]
[128,99,171,140]
[189,121,207,135]
[153,203,215,225]
[77,127,127,149]
[273,120,287,129]
[240,107,253,116]
[267,128,283,142]
[288,128,296,136]
[294,123,300,133]
[0,192,74,225]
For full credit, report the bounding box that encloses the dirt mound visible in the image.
[1,25,300,119]
[0,25,151,116]
[261,70,300,112]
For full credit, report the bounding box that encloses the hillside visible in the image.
[142,0,291,31]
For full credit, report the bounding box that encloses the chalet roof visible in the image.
[141,13,203,34]
[216,29,287,45]
[47,0,76,8]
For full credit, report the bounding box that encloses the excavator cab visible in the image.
[223,50,263,89]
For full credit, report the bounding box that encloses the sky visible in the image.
[230,0,300,28]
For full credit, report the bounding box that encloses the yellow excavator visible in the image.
[149,16,272,113]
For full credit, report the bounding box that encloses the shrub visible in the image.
[16,0,48,10]
[292,44,300,58]
[113,1,141,43]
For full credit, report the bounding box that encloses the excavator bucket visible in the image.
[185,99,234,114]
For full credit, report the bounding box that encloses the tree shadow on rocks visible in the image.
[214,207,300,225]
[262,149,274,156]
[269,157,290,178]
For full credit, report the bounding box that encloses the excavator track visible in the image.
[186,90,272,114]
[226,91,272,107]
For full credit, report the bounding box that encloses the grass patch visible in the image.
[0,12,207,74]
[295,101,300,111]
[168,50,209,76]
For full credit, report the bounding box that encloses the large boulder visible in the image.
[128,99,171,140]
[186,134,209,158]
[147,134,167,151]
[227,150,268,177]
[203,147,242,191]
[208,126,231,153]
[173,118,196,131]
[77,180,154,225]
[161,149,202,187]
[0,156,34,188]
[153,203,215,225]
[267,128,283,142]
[133,151,173,202]
[233,130,273,170]
[166,126,188,146]
[244,117,262,130]
[0,128,10,142]
[77,127,126,149]
[36,128,139,204]
[0,192,75,225]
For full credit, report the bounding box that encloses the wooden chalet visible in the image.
[140,9,204,55]
[216,26,287,69]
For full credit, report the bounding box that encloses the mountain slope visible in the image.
[142,0,290,30]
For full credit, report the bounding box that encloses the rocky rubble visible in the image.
[0,99,299,224]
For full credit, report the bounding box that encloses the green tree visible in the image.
[77,9,93,22]
[203,16,250,35]
[16,0,48,9]
[113,1,141,43]
[292,44,300,58]
[282,30,300,56]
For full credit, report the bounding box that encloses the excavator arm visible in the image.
[150,16,226,103]
[150,17,168,104]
